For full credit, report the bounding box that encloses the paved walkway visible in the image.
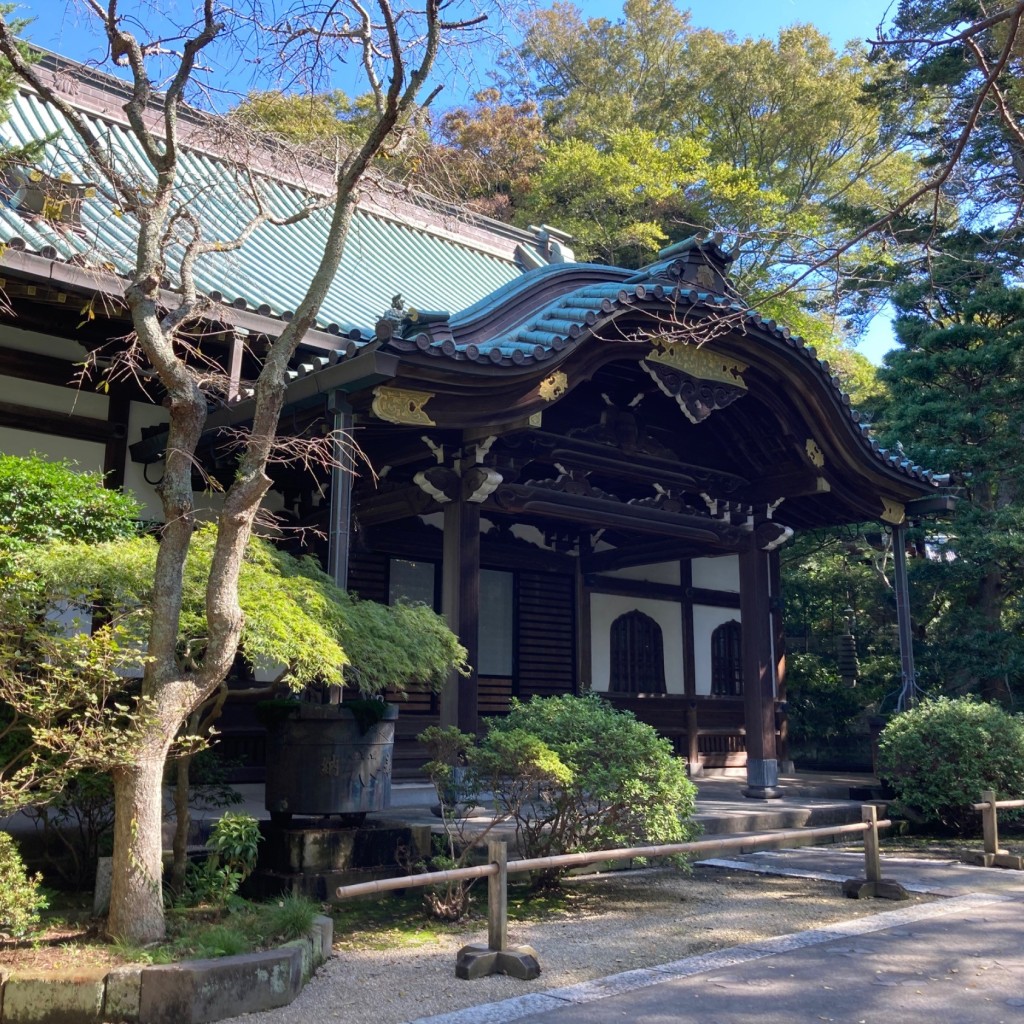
[405,851,1024,1024]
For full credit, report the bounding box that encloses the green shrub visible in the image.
[21,771,115,889]
[878,696,1024,830]
[0,832,48,938]
[476,694,698,886]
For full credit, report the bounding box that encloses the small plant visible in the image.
[878,696,1024,830]
[179,811,262,908]
[0,832,48,939]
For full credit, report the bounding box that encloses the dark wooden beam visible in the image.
[584,575,682,602]
[0,400,125,445]
[0,346,82,388]
[582,540,699,575]
[736,470,831,503]
[687,587,741,609]
[354,484,437,526]
[491,483,743,547]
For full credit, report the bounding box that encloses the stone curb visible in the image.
[0,914,333,1024]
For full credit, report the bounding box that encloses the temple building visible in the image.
[0,54,949,798]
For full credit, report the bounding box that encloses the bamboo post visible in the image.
[487,839,508,953]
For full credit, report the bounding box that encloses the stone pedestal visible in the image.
[455,943,541,981]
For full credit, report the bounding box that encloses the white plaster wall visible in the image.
[0,325,88,361]
[0,424,105,470]
[692,554,740,592]
[604,561,680,585]
[692,605,742,696]
[589,593,684,694]
[122,400,169,521]
[0,373,109,420]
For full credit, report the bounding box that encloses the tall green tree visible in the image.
[507,6,911,397]
[873,0,1024,224]
[878,229,1024,702]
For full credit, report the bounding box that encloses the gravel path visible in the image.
[221,863,934,1024]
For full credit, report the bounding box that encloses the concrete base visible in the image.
[841,877,911,900]
[969,850,1024,870]
[743,759,783,800]
[455,944,541,981]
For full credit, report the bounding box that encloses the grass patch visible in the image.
[331,878,605,950]
[0,894,323,972]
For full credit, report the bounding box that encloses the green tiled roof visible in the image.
[0,84,525,335]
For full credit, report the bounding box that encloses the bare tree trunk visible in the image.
[170,749,194,897]
[107,747,170,941]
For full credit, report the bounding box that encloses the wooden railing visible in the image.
[335,806,896,979]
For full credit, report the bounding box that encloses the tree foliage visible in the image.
[0,454,140,554]
[0,457,465,817]
[873,0,1024,225]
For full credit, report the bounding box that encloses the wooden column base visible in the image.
[456,943,541,980]
[842,878,911,900]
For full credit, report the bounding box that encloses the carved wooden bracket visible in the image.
[641,340,747,424]
[372,386,436,425]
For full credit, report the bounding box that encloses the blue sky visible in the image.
[20,0,900,362]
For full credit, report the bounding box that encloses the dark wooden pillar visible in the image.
[892,522,918,711]
[575,534,591,695]
[441,497,480,733]
[327,395,354,591]
[739,532,782,799]
[102,392,131,489]
[680,559,701,773]
[769,548,791,772]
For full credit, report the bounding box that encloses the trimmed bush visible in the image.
[878,696,1024,830]
[0,832,48,938]
[476,694,698,886]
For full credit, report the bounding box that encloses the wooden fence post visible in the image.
[455,839,540,981]
[862,804,881,884]
[842,804,908,900]
[487,838,508,953]
[981,789,999,861]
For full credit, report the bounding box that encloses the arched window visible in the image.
[711,620,742,696]
[610,610,666,694]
